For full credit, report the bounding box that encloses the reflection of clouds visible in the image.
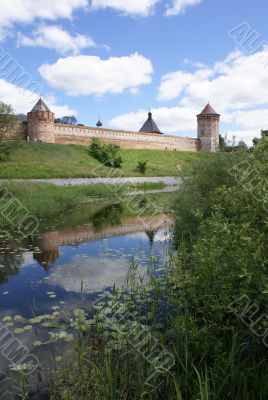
[154,230,171,242]
[47,255,145,293]
[21,251,36,267]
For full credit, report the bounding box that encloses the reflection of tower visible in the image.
[27,98,55,142]
[33,250,59,271]
[0,253,23,284]
[32,234,60,271]
[197,103,220,152]
[145,230,156,247]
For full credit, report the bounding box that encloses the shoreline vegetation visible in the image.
[0,181,172,232]
[47,136,267,399]
[0,141,210,179]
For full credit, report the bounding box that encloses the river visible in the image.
[0,194,174,396]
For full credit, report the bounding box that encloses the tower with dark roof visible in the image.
[139,111,162,134]
[27,98,55,142]
[96,115,103,127]
[197,103,220,152]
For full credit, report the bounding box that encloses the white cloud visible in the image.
[158,68,212,101]
[91,0,159,16]
[166,0,202,16]
[0,79,76,117]
[111,48,268,145]
[39,53,153,96]
[0,0,88,40]
[17,25,95,55]
[223,130,261,147]
[232,108,268,130]
[109,106,197,134]
[157,48,268,112]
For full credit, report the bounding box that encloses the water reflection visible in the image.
[0,201,172,297]
[91,203,124,230]
[0,200,173,390]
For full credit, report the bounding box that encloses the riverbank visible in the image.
[0,181,175,232]
[0,141,210,179]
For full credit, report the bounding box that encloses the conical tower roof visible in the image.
[198,103,220,116]
[139,111,162,134]
[96,115,103,127]
[31,98,51,112]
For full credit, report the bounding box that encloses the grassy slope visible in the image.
[0,141,211,178]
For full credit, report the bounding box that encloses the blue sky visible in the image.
[0,0,268,144]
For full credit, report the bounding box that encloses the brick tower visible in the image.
[197,104,220,152]
[27,98,55,142]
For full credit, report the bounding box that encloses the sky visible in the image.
[0,0,268,145]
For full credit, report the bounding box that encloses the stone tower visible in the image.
[197,104,220,152]
[27,98,55,142]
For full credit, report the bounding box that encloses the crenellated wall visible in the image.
[26,99,221,152]
[53,123,200,152]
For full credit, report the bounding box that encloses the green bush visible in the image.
[0,141,16,162]
[173,151,247,245]
[136,160,148,174]
[88,138,123,168]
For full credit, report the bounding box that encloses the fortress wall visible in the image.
[54,124,200,152]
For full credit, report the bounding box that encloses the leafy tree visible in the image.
[173,151,247,245]
[88,138,123,168]
[0,101,18,143]
[237,140,248,151]
[55,116,78,125]
[0,101,19,162]
[219,134,227,151]
[252,137,260,147]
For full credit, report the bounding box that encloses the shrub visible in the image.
[88,138,123,168]
[136,160,148,174]
[0,141,17,162]
[172,151,247,245]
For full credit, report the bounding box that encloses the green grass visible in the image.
[0,141,210,179]
[0,181,174,232]
[0,182,120,229]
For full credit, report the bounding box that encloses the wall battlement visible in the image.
[26,99,220,152]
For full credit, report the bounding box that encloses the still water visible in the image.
[0,200,172,387]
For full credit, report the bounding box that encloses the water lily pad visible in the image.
[33,340,42,347]
[13,315,23,321]
[23,325,33,331]
[2,316,12,322]
[14,328,24,334]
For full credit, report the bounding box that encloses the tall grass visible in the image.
[0,182,121,229]
[48,255,268,400]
